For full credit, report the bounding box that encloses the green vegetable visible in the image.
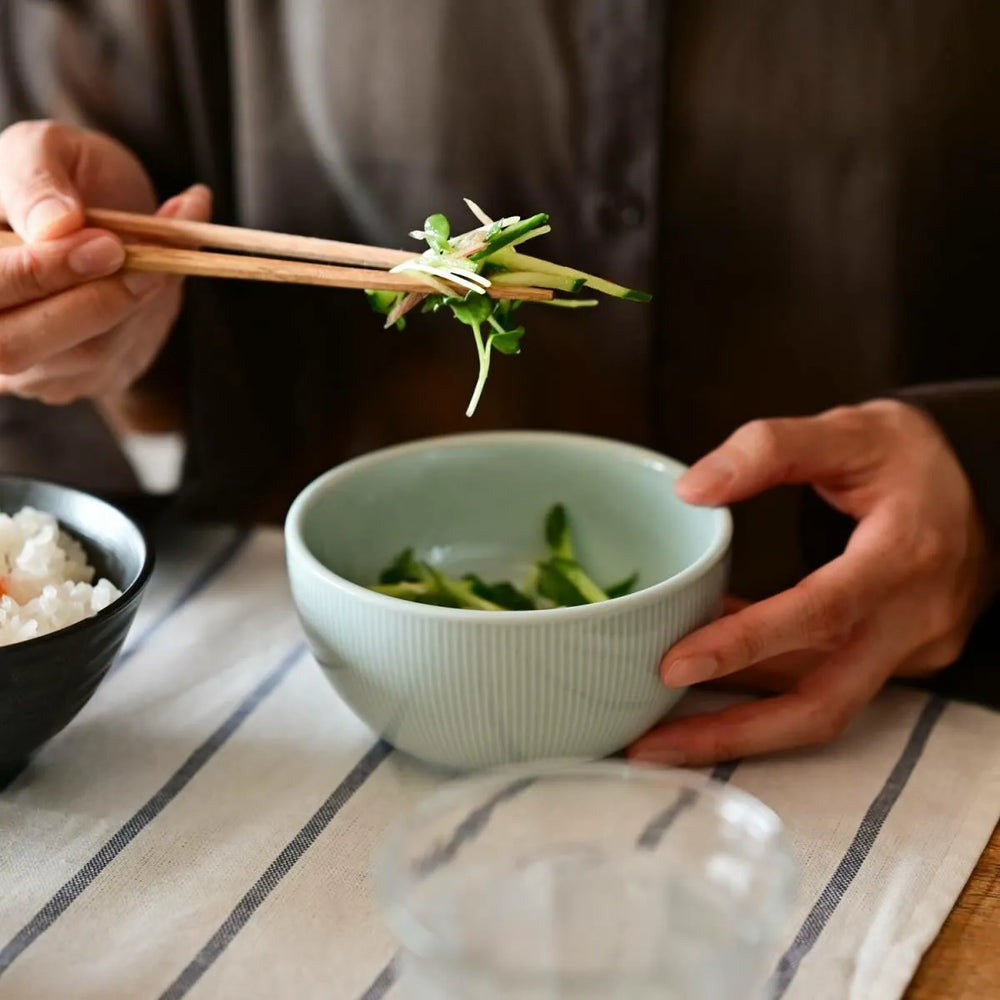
[544,503,573,560]
[424,564,504,612]
[365,290,407,331]
[534,298,600,309]
[423,213,451,254]
[605,572,640,600]
[370,504,638,611]
[470,213,549,259]
[463,575,536,611]
[377,547,422,585]
[488,325,525,355]
[486,247,653,302]
[534,503,611,605]
[365,199,651,415]
[372,563,503,611]
[488,270,587,293]
[535,560,590,607]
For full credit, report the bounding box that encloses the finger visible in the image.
[661,506,903,687]
[631,627,895,765]
[0,319,134,386]
[0,228,125,311]
[0,372,101,406]
[0,280,181,403]
[106,183,211,297]
[893,616,970,678]
[702,649,822,694]
[0,184,208,390]
[157,183,212,222]
[105,183,210,341]
[676,408,878,507]
[100,281,183,395]
[0,121,85,240]
[0,275,160,375]
[722,595,751,615]
[109,184,211,367]
[98,184,210,305]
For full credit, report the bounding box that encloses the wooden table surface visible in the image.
[905,822,1000,998]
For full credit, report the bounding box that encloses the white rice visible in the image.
[0,507,122,647]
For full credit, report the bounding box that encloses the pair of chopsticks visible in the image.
[0,208,552,301]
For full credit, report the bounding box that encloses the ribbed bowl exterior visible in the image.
[0,477,152,779]
[289,542,729,772]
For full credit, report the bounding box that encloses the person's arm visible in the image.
[899,380,1000,553]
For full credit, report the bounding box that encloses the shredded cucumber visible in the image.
[371,504,638,611]
[365,200,651,415]
[488,247,652,301]
[488,270,586,293]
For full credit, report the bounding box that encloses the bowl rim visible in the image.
[0,473,155,652]
[285,430,732,622]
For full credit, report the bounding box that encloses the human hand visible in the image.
[0,120,210,404]
[630,400,993,766]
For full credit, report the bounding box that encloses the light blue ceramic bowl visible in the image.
[285,431,731,771]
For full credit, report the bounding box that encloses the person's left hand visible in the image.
[629,399,994,766]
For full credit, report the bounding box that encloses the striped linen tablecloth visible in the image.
[1,526,999,1000]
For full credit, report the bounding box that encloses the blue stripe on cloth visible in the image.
[767,695,947,998]
[635,786,699,850]
[635,759,739,850]
[358,959,398,1000]
[159,740,394,1000]
[414,776,536,877]
[0,642,305,977]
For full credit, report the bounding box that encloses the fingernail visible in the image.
[26,196,75,240]
[67,236,125,277]
[677,455,736,501]
[122,270,165,298]
[662,655,717,688]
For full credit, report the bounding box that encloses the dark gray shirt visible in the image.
[2,0,999,601]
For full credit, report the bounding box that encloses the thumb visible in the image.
[676,412,874,506]
[722,595,752,615]
[0,121,85,241]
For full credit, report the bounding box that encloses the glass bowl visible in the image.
[375,761,796,999]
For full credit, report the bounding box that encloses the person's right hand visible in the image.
[0,120,211,405]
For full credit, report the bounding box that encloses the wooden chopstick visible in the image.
[122,243,551,298]
[0,228,552,301]
[86,208,414,270]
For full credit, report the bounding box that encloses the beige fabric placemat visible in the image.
[1,527,998,1000]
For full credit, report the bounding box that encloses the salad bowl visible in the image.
[285,431,731,771]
